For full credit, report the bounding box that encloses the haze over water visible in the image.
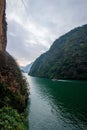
[26,75,87,130]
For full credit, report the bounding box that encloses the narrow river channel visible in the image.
[26,74,87,130]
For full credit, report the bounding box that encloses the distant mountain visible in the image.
[29,24,87,80]
[20,62,33,73]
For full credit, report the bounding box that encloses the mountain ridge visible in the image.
[20,62,33,73]
[29,24,87,80]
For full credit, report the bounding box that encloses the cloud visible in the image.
[6,0,87,65]
[7,19,49,66]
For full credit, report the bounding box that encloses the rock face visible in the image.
[0,0,7,51]
[0,0,28,113]
[29,25,87,80]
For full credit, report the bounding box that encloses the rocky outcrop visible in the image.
[0,0,28,113]
[0,1,29,129]
[0,0,7,51]
[0,51,28,112]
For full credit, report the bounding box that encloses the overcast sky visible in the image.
[6,0,87,66]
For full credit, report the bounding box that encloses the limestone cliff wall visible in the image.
[0,0,7,51]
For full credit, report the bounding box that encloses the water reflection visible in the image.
[28,76,87,130]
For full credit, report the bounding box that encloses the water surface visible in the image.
[26,75,87,130]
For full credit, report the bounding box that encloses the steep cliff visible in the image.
[0,1,28,129]
[0,0,28,109]
[0,0,7,51]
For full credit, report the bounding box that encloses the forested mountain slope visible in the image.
[29,24,87,80]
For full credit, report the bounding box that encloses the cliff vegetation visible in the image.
[0,52,29,129]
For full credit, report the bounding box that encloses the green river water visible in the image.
[26,75,87,130]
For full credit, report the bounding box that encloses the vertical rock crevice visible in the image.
[0,0,7,51]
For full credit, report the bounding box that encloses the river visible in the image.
[26,75,87,130]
